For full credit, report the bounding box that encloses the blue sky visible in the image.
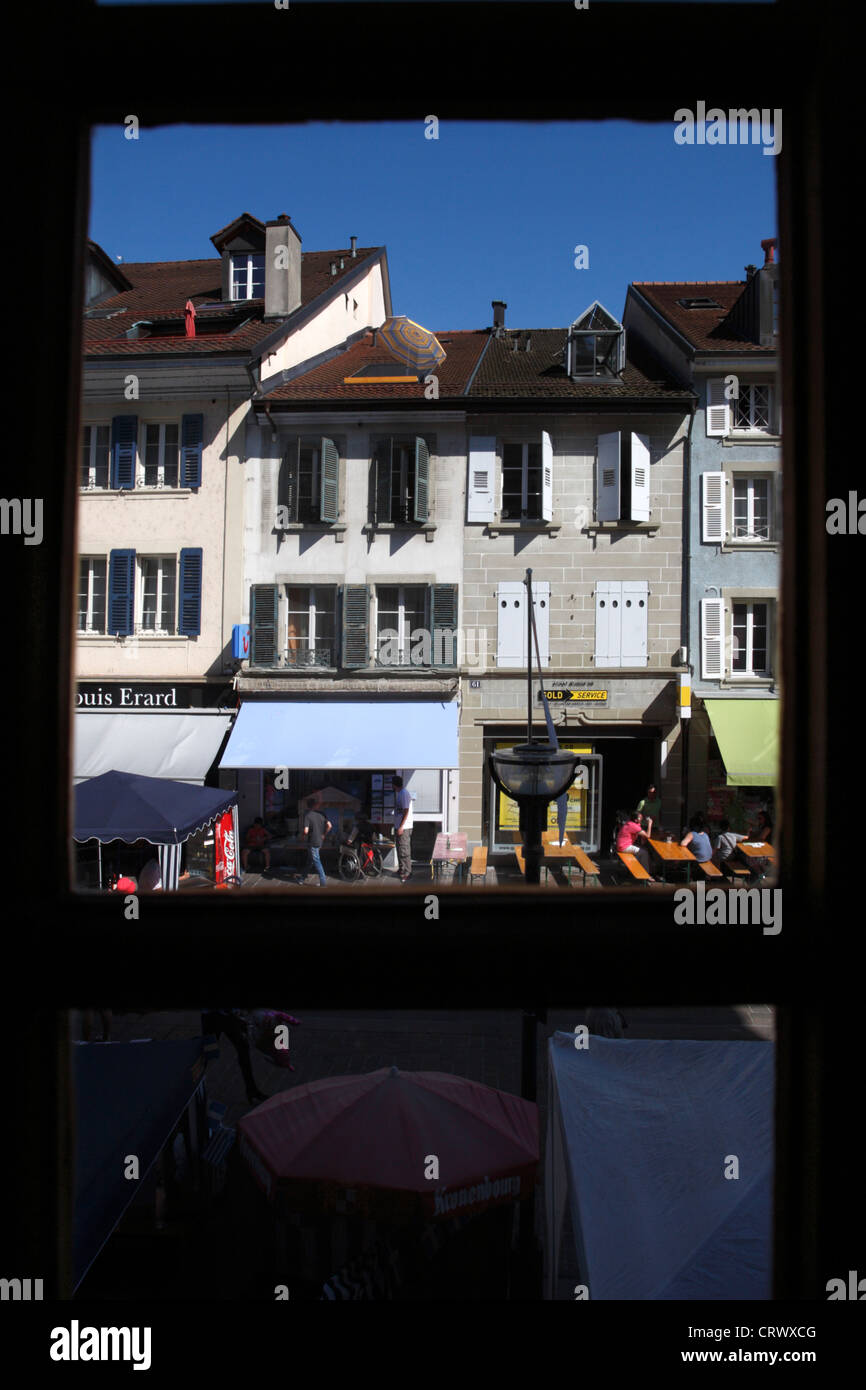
[90,121,777,331]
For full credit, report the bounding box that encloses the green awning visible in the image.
[704,699,779,787]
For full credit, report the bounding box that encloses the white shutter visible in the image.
[596,431,620,521]
[541,430,553,522]
[629,433,651,522]
[467,436,496,522]
[621,580,648,667]
[594,579,622,665]
[532,581,550,666]
[701,471,725,542]
[706,379,730,436]
[497,581,526,668]
[701,598,725,679]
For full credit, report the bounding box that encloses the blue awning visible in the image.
[219,700,458,770]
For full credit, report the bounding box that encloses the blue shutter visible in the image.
[181,414,203,489]
[250,585,279,667]
[108,549,135,635]
[110,416,137,490]
[178,548,203,636]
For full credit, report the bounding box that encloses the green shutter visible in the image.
[413,436,430,522]
[320,437,339,523]
[373,440,391,523]
[250,584,279,666]
[341,585,370,668]
[431,583,458,667]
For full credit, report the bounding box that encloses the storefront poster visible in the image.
[214,809,237,884]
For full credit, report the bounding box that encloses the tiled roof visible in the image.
[631,281,768,353]
[83,246,382,356]
[264,330,489,401]
[468,329,693,400]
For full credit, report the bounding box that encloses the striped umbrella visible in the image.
[377,317,446,375]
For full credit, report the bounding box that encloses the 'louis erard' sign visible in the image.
[76,684,189,708]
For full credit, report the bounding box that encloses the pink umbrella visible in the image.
[184,299,196,338]
[238,1066,538,1221]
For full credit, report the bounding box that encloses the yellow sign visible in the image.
[541,690,608,702]
[494,741,593,833]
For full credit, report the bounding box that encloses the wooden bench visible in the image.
[515,847,526,876]
[570,846,601,888]
[617,851,652,884]
[469,846,488,884]
[694,859,723,879]
[721,860,751,880]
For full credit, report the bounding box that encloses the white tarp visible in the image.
[74,710,232,785]
[545,1031,773,1300]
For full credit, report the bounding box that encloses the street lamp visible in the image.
[488,569,579,884]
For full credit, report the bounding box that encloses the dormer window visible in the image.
[230,253,265,301]
[566,301,625,378]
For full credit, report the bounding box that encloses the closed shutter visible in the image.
[702,471,725,542]
[629,433,651,522]
[373,440,391,523]
[430,583,458,666]
[594,579,622,665]
[320,437,339,522]
[180,414,203,488]
[178,548,203,636]
[541,430,554,522]
[706,379,730,436]
[621,580,648,666]
[280,440,298,523]
[701,597,725,678]
[596,431,620,521]
[413,437,430,522]
[108,549,135,635]
[497,581,526,669]
[467,436,496,522]
[250,584,279,667]
[110,415,137,490]
[532,581,550,665]
[341,584,370,668]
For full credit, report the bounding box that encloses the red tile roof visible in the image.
[265,330,489,401]
[631,281,768,353]
[83,245,382,356]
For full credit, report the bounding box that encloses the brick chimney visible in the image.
[492,300,507,332]
[264,214,302,319]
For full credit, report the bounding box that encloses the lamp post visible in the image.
[488,569,579,884]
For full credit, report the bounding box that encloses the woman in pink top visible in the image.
[616,813,656,879]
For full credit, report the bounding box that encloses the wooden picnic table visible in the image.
[736,840,775,859]
[431,831,468,883]
[647,838,698,884]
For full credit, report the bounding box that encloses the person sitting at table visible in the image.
[636,784,662,836]
[751,808,773,844]
[242,816,271,872]
[616,811,657,880]
[680,813,713,862]
[714,817,749,874]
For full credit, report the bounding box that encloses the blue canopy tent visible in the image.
[73,769,238,889]
[72,1039,207,1293]
[545,1031,774,1299]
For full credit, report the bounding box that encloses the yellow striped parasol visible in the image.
[377,317,446,374]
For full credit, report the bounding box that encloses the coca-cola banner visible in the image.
[214,809,237,884]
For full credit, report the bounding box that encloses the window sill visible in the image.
[585,520,660,535]
[276,522,347,543]
[363,522,437,543]
[486,521,560,537]
[78,488,195,498]
[78,633,192,642]
[719,678,776,689]
[720,540,779,552]
[723,434,781,446]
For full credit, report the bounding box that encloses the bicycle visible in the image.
[337,825,386,883]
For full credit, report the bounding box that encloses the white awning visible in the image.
[219,700,458,770]
[74,710,233,785]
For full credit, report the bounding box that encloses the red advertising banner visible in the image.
[214,809,237,884]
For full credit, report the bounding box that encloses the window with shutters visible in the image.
[279,437,340,524]
[285,585,337,667]
[596,432,651,523]
[373,584,458,667]
[732,382,773,433]
[371,436,431,524]
[140,423,179,488]
[496,581,550,668]
[137,556,177,635]
[732,601,773,678]
[482,432,553,525]
[502,442,543,519]
[77,557,107,632]
[732,476,772,540]
[80,425,110,489]
[594,580,648,667]
[230,252,265,301]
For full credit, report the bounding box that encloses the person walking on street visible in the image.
[302,795,331,886]
[393,776,414,882]
[201,1008,267,1105]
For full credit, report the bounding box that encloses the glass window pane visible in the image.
[161,560,176,632]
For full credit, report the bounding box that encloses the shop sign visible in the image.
[538,689,608,702]
[76,683,190,709]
